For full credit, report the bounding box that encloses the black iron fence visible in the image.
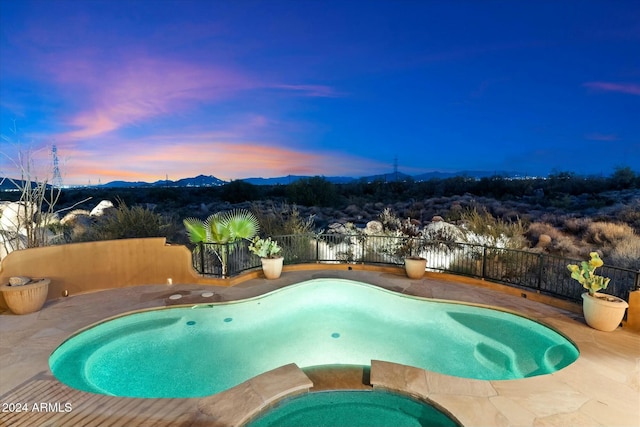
[192,234,640,303]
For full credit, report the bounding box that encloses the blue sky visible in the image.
[1,0,639,185]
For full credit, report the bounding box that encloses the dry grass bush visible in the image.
[608,235,640,270]
[584,221,634,245]
[460,208,528,249]
[549,235,584,258]
[525,222,583,257]
[76,200,177,242]
[251,202,315,236]
[563,217,592,235]
[526,222,564,243]
[615,200,640,234]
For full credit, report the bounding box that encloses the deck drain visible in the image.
[201,292,214,298]
[169,294,183,300]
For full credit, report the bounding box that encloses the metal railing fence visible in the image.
[191,234,640,303]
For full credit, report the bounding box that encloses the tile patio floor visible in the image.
[1,269,638,426]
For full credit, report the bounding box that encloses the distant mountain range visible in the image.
[93,170,526,188]
[100,174,226,188]
[0,170,532,190]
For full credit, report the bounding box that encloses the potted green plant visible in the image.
[249,237,284,279]
[567,252,628,331]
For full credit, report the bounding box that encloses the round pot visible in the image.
[581,292,629,332]
[261,257,284,280]
[404,257,427,279]
[0,278,51,315]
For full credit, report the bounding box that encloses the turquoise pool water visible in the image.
[245,390,460,427]
[49,279,578,398]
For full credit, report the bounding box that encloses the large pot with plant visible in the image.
[400,235,427,279]
[567,252,628,332]
[0,276,51,314]
[249,237,284,279]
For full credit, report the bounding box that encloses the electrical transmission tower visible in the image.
[51,145,63,188]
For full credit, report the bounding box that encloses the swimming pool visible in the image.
[245,390,460,427]
[49,278,578,398]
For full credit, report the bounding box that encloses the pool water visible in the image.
[49,279,578,398]
[245,390,460,427]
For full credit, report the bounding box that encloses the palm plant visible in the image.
[183,209,260,277]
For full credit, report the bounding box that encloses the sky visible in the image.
[1,0,639,186]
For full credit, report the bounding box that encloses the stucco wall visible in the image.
[0,238,224,307]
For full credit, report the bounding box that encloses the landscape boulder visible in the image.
[536,234,552,248]
[423,220,465,243]
[364,220,383,235]
[90,200,115,217]
[0,231,27,260]
[0,201,36,232]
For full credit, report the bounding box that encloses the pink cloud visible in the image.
[44,53,343,141]
[53,55,255,140]
[583,82,640,96]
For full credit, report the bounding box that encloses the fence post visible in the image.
[199,242,205,274]
[481,245,487,279]
[316,236,319,263]
[537,253,544,292]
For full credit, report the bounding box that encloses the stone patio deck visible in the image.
[1,269,638,426]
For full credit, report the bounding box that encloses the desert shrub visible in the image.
[287,176,337,207]
[46,220,72,244]
[78,200,177,242]
[251,202,315,236]
[563,217,592,235]
[220,180,260,203]
[526,222,559,243]
[609,166,637,190]
[459,208,528,249]
[615,200,640,234]
[584,221,635,245]
[549,235,582,257]
[525,221,584,256]
[608,235,640,270]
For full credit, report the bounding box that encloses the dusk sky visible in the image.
[1,0,639,186]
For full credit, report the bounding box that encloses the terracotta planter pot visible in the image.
[404,257,427,279]
[261,257,284,280]
[582,292,628,332]
[1,278,50,315]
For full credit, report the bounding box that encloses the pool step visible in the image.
[303,365,372,391]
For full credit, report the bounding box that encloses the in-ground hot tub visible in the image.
[49,278,578,398]
[245,389,461,427]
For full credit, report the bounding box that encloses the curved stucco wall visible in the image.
[0,238,224,308]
